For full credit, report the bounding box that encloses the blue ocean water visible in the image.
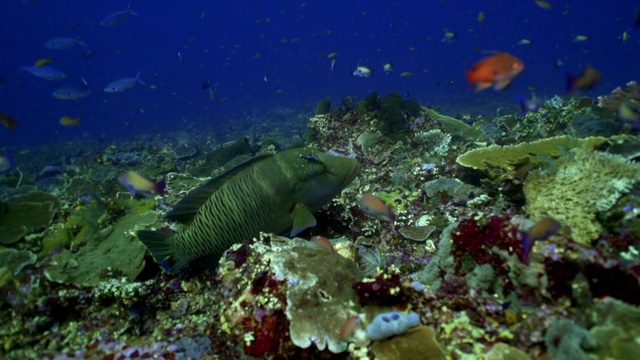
[0,1,637,147]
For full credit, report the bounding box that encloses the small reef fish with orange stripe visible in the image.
[59,116,80,126]
[358,193,396,222]
[118,171,166,197]
[566,65,602,94]
[0,112,18,129]
[466,52,524,92]
[339,315,360,341]
[311,235,334,253]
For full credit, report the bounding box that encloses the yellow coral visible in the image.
[524,147,640,244]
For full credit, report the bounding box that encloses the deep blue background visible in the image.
[1,1,638,147]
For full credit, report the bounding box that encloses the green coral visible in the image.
[524,147,640,244]
[315,98,331,115]
[590,298,640,359]
[0,191,60,245]
[456,135,608,171]
[370,326,445,360]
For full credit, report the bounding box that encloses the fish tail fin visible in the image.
[136,230,185,272]
[519,230,533,265]
[135,71,147,86]
[155,178,166,195]
[565,73,577,94]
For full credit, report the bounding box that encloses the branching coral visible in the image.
[597,80,640,110]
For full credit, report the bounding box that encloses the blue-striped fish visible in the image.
[45,36,87,50]
[137,148,359,273]
[101,4,138,27]
[21,66,67,80]
[52,78,90,100]
[104,71,145,92]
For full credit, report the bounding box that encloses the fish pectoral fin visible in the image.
[475,82,493,92]
[290,203,317,237]
[137,230,185,273]
[493,79,512,91]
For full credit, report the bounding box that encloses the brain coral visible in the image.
[524,146,640,244]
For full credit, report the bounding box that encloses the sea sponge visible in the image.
[265,236,363,354]
[370,325,445,360]
[456,135,607,171]
[524,146,640,243]
[366,311,420,341]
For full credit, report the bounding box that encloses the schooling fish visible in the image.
[45,36,87,50]
[104,71,145,92]
[21,65,67,80]
[101,4,138,27]
[137,148,359,273]
[59,115,80,126]
[119,171,166,197]
[52,78,90,100]
[353,66,373,78]
[466,52,524,92]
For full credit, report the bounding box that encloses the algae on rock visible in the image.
[0,191,60,245]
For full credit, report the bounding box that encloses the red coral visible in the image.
[242,311,294,358]
[451,215,522,266]
[352,273,408,306]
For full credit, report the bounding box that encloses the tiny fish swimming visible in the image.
[104,71,145,92]
[22,66,67,80]
[44,36,87,50]
[52,78,90,100]
[101,4,138,27]
[137,148,359,273]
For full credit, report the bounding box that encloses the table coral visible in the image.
[524,146,640,244]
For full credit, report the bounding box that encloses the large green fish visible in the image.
[137,148,359,273]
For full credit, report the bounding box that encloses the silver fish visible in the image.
[137,148,359,273]
[52,78,90,100]
[21,66,67,80]
[104,72,145,93]
[45,36,87,50]
[101,5,138,27]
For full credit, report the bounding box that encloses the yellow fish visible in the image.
[59,116,79,126]
[34,57,53,68]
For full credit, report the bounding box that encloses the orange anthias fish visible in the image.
[0,112,18,129]
[466,52,525,92]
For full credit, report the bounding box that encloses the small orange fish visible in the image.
[59,116,80,126]
[338,315,359,341]
[311,235,334,253]
[0,112,18,129]
[566,65,601,93]
[466,52,524,92]
[358,193,395,222]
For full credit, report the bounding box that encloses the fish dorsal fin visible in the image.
[165,152,274,224]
